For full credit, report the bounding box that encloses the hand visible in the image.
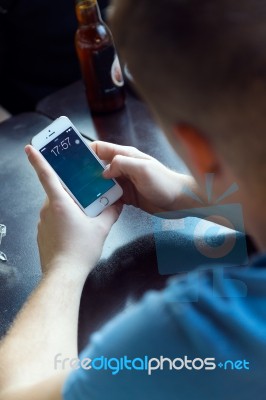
[25,145,121,277]
[91,141,196,214]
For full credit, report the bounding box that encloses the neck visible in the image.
[76,0,102,25]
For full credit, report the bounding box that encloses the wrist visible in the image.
[42,256,94,283]
[169,173,205,211]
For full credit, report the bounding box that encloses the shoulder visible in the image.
[63,263,266,400]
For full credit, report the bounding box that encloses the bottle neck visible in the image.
[75,0,102,25]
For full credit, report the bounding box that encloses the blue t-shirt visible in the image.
[63,255,266,399]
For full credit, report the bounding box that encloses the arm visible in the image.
[0,146,121,400]
[0,270,83,400]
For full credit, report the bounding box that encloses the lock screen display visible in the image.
[40,128,115,208]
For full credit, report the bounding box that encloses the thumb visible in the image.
[25,145,67,201]
[103,155,145,180]
[95,202,123,234]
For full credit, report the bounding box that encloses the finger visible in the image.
[103,154,147,180]
[95,203,122,233]
[91,141,151,161]
[25,145,68,201]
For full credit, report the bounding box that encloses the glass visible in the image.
[0,224,7,262]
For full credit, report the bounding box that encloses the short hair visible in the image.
[111,0,266,183]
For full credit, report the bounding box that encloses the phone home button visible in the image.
[100,197,109,206]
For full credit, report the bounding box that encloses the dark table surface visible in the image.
[0,113,52,338]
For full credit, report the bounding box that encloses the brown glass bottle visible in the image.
[75,0,125,114]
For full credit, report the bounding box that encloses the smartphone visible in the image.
[31,116,123,217]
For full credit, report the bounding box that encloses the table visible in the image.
[0,112,52,338]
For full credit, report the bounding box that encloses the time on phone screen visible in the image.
[40,128,115,208]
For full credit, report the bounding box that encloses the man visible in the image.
[0,0,266,398]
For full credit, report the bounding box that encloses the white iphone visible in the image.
[31,116,123,217]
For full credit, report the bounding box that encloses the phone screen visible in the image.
[40,127,115,208]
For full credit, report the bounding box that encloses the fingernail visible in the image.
[103,164,111,178]
[25,146,30,156]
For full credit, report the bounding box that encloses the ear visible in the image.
[174,123,219,175]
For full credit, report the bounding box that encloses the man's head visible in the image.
[110,0,266,202]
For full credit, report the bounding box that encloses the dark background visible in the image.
[0,0,110,114]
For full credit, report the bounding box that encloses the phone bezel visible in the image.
[31,116,123,217]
